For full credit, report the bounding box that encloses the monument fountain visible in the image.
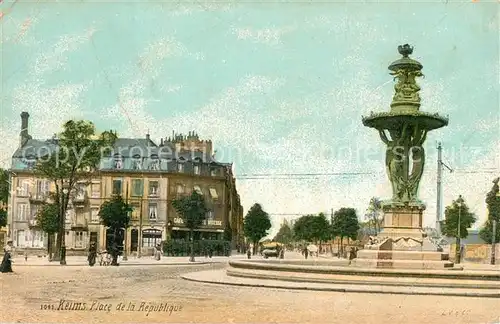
[183,45,500,296]
[355,44,452,269]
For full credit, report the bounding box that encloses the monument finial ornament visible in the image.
[398,44,413,57]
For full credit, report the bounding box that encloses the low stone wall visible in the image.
[449,244,500,263]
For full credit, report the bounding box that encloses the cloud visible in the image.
[32,26,97,75]
[233,26,296,45]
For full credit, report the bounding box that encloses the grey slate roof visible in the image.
[11,136,223,173]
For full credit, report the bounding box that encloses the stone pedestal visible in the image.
[354,203,455,269]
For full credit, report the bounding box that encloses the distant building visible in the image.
[7,112,244,256]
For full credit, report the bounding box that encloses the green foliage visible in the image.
[99,196,132,230]
[331,207,360,241]
[243,203,272,244]
[172,191,209,230]
[480,178,500,243]
[274,222,294,244]
[365,197,383,233]
[0,168,8,205]
[223,226,232,242]
[0,208,7,228]
[36,203,60,234]
[441,196,476,239]
[293,213,330,242]
[163,239,231,256]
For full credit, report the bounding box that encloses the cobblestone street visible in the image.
[1,263,499,323]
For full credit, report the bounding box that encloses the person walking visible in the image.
[88,242,97,266]
[155,243,162,261]
[0,240,14,273]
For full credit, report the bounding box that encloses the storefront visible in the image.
[170,217,224,240]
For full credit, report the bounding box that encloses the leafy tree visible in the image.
[365,197,383,234]
[172,191,209,262]
[480,177,500,244]
[441,195,476,263]
[0,168,8,205]
[293,214,330,244]
[274,222,294,247]
[331,208,360,257]
[0,209,7,229]
[35,120,116,261]
[243,203,271,255]
[35,203,60,260]
[99,195,132,265]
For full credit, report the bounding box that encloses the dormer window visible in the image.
[177,157,185,173]
[24,155,37,169]
[210,168,218,177]
[132,155,142,170]
[194,165,200,175]
[149,154,159,170]
[113,154,123,169]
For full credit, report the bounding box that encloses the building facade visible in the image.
[7,112,244,256]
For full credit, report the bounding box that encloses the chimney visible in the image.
[146,133,150,141]
[20,112,30,146]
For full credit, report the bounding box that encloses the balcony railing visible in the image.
[29,192,48,203]
[71,219,88,230]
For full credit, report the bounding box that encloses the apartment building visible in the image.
[7,112,245,256]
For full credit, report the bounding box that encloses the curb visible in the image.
[13,261,222,267]
[180,272,500,298]
[226,269,500,290]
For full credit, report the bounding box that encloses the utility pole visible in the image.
[491,219,497,265]
[436,142,452,236]
[123,182,129,261]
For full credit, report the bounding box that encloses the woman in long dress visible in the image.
[0,241,14,273]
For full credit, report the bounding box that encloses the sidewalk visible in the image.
[12,254,248,266]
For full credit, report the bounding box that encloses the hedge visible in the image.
[163,239,231,257]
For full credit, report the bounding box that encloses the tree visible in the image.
[0,209,7,229]
[99,195,132,265]
[243,203,271,255]
[172,191,209,262]
[35,120,116,261]
[0,168,8,205]
[331,208,360,257]
[293,214,330,244]
[273,222,294,247]
[441,195,476,263]
[365,197,383,234]
[35,203,60,260]
[480,177,500,244]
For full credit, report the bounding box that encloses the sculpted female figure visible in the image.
[379,124,409,201]
[408,124,427,200]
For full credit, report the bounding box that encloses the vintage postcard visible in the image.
[0,0,499,323]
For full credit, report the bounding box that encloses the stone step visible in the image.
[226,268,500,290]
[352,258,454,270]
[357,250,449,261]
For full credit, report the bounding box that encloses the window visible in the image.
[206,210,214,220]
[131,179,143,197]
[149,156,160,171]
[32,230,45,248]
[210,168,218,176]
[176,184,184,195]
[112,179,122,195]
[30,205,40,220]
[18,179,30,196]
[16,230,26,247]
[132,156,142,170]
[91,183,100,198]
[36,180,49,195]
[130,203,140,220]
[74,231,84,248]
[209,188,218,200]
[193,185,202,195]
[17,203,28,221]
[194,165,200,175]
[91,208,99,222]
[113,154,123,169]
[142,229,162,248]
[177,163,184,173]
[148,204,157,220]
[148,181,159,196]
[75,184,86,200]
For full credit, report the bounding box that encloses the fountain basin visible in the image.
[362,111,448,131]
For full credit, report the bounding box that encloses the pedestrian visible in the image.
[155,243,162,261]
[304,248,309,260]
[247,249,251,259]
[0,240,14,273]
[208,246,213,258]
[88,242,97,266]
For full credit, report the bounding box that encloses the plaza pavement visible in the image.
[1,262,499,323]
[11,254,248,266]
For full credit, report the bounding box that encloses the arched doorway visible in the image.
[105,228,125,253]
[131,229,138,252]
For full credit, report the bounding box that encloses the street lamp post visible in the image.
[455,195,463,264]
[60,185,69,266]
[491,219,497,265]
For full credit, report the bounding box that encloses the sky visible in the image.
[0,0,498,237]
